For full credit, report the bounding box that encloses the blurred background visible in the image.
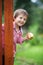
[2,0,43,65]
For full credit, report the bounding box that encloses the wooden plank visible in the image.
[0,0,2,65]
[4,0,13,65]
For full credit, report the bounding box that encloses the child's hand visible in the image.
[26,32,34,40]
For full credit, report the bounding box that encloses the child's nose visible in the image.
[21,19,24,22]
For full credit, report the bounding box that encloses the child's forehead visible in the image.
[18,14,27,17]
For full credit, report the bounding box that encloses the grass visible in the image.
[14,43,43,65]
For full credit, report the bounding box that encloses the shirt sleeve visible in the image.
[17,37,24,44]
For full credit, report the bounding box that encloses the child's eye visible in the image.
[24,19,25,20]
[20,17,22,19]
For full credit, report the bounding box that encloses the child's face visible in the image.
[14,14,27,26]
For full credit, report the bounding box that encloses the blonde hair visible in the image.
[13,9,28,18]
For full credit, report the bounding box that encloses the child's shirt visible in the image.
[13,23,24,53]
[2,23,24,55]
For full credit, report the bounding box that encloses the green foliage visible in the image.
[29,35,43,46]
[38,10,43,33]
[27,23,43,45]
[14,45,43,65]
[2,14,4,23]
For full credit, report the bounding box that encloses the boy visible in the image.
[2,9,33,62]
